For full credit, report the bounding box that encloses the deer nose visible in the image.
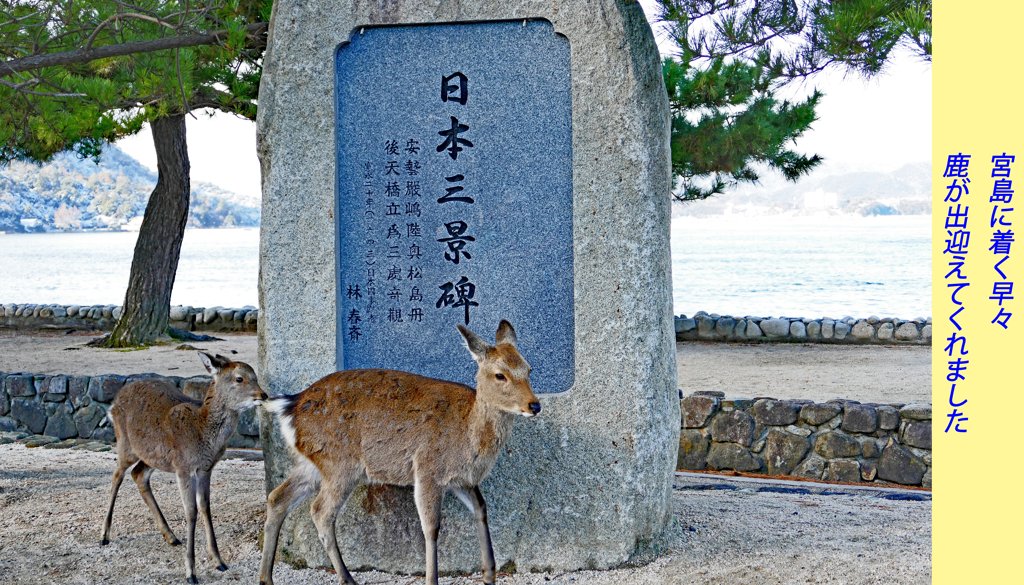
[528,401,541,415]
[259,392,269,401]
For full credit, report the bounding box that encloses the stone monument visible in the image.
[258,0,678,574]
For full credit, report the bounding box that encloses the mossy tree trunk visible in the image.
[102,114,190,347]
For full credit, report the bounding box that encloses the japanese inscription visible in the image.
[940,151,1019,434]
[942,153,971,433]
[335,21,573,393]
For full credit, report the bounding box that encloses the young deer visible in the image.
[259,320,540,585]
[101,352,267,584]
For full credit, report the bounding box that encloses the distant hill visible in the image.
[673,161,931,218]
[0,146,260,232]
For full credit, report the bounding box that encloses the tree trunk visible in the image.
[102,114,190,347]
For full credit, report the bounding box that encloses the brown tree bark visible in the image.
[102,114,190,347]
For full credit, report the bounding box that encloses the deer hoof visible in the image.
[100,539,109,546]
[217,564,228,572]
[186,577,198,584]
[170,538,182,546]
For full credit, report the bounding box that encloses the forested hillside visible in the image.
[0,146,260,232]
[673,162,932,218]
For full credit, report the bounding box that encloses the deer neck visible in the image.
[198,386,241,448]
[467,393,514,459]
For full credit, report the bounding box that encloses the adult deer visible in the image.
[259,320,540,585]
[100,352,267,583]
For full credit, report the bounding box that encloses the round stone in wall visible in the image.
[760,318,790,337]
[895,322,920,340]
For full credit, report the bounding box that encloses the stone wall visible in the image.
[0,371,260,447]
[0,303,258,333]
[676,311,932,345]
[3,303,933,346]
[679,392,932,487]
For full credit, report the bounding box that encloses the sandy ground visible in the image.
[0,331,931,405]
[0,330,260,379]
[0,332,931,583]
[677,341,931,404]
[0,443,930,585]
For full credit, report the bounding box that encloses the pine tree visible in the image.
[656,0,932,201]
[1,0,270,346]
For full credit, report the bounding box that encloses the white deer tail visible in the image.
[264,394,300,451]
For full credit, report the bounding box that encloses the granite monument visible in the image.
[258,0,678,575]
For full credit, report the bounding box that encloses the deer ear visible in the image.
[457,325,492,362]
[495,319,517,348]
[198,352,228,374]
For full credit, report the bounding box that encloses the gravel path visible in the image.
[0,444,930,585]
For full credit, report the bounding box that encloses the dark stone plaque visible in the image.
[336,20,573,393]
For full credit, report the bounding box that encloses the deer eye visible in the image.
[236,377,244,383]
[495,373,506,381]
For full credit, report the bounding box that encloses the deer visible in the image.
[258,320,540,585]
[100,352,268,584]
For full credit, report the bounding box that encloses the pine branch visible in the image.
[0,22,268,76]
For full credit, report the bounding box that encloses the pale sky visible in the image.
[116,2,931,199]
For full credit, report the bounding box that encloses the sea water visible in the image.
[0,216,931,317]
[671,215,931,319]
[0,228,260,308]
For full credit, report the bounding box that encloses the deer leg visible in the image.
[131,461,181,546]
[100,451,136,545]
[176,472,200,584]
[196,472,228,570]
[414,478,445,585]
[259,462,319,585]
[452,487,496,585]
[310,470,362,585]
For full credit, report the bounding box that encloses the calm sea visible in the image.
[671,215,931,319]
[0,216,931,317]
[0,228,260,308]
